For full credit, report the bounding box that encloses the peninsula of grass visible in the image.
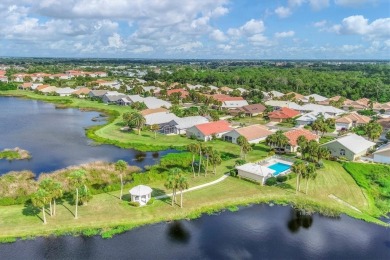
[0,148,31,161]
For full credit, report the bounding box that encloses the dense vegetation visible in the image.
[0,151,21,160]
[343,162,390,215]
[154,65,390,101]
[0,82,17,91]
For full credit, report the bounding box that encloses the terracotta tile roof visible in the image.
[195,120,232,136]
[210,94,245,102]
[72,87,91,95]
[36,84,50,90]
[284,129,318,146]
[0,70,6,75]
[235,125,273,141]
[285,92,305,100]
[378,118,390,129]
[19,82,33,88]
[268,107,300,119]
[140,108,168,116]
[220,86,233,92]
[335,112,371,124]
[167,88,189,98]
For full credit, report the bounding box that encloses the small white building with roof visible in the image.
[56,87,75,97]
[129,185,153,205]
[236,163,275,185]
[322,133,376,161]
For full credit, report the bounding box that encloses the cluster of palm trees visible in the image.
[297,136,330,163]
[265,130,289,152]
[187,143,222,177]
[123,111,146,135]
[291,160,317,195]
[236,136,252,159]
[164,168,189,208]
[311,117,335,137]
[31,169,90,223]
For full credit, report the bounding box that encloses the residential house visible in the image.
[40,86,58,94]
[186,120,233,141]
[220,86,233,93]
[142,86,161,94]
[236,163,275,185]
[18,82,33,90]
[55,87,75,97]
[377,118,390,140]
[335,112,371,131]
[168,116,209,135]
[222,124,273,144]
[210,94,249,108]
[72,87,91,98]
[102,93,127,104]
[140,108,168,116]
[373,143,390,164]
[167,88,189,98]
[283,92,305,101]
[282,129,319,153]
[300,104,345,116]
[142,97,172,109]
[88,90,108,99]
[230,103,266,117]
[187,84,204,90]
[296,112,332,126]
[262,90,284,101]
[236,88,248,94]
[302,94,328,103]
[93,79,120,89]
[36,85,50,91]
[268,107,300,122]
[265,100,304,111]
[322,134,375,161]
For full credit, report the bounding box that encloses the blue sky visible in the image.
[0,0,389,59]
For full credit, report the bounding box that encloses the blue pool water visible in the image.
[268,162,291,175]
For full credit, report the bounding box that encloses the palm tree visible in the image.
[292,161,306,194]
[68,170,87,219]
[297,135,308,160]
[165,168,180,206]
[31,188,50,224]
[197,142,204,176]
[242,141,252,159]
[115,160,128,200]
[209,150,222,175]
[39,178,62,217]
[236,136,247,158]
[177,173,189,208]
[187,143,199,177]
[128,111,146,135]
[304,163,317,195]
[150,124,160,138]
[203,146,213,176]
[316,146,330,164]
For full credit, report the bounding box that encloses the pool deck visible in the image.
[257,156,294,176]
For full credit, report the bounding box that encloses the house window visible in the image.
[340,149,345,156]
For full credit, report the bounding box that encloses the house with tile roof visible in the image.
[18,82,33,90]
[230,103,267,117]
[268,107,300,122]
[222,125,274,144]
[335,112,371,130]
[186,120,232,141]
[209,94,249,108]
[55,87,75,97]
[262,90,284,101]
[283,129,319,152]
[72,87,91,97]
[167,88,189,98]
[322,134,375,161]
[265,100,304,111]
[296,112,333,126]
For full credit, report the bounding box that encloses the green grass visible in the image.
[319,136,335,144]
[343,162,390,215]
[0,151,21,160]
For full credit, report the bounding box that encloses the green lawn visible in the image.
[0,151,20,160]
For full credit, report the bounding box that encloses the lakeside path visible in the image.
[155,174,230,199]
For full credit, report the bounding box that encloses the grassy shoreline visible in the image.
[0,90,388,243]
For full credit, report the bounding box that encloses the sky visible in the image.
[0,0,389,59]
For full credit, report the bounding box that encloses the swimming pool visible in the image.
[268,162,291,176]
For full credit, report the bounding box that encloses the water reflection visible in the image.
[134,152,147,162]
[152,152,159,159]
[167,221,191,244]
[287,208,313,233]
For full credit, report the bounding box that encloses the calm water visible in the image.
[0,205,388,260]
[0,97,174,175]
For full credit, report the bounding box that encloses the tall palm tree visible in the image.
[115,160,128,200]
[165,168,180,206]
[31,188,50,224]
[187,143,199,177]
[242,141,252,159]
[39,178,62,217]
[292,161,306,195]
[203,146,213,176]
[176,173,189,208]
[128,111,146,135]
[304,163,317,195]
[150,124,160,138]
[68,170,87,219]
[209,150,222,175]
[237,136,247,158]
[197,143,204,176]
[316,146,330,164]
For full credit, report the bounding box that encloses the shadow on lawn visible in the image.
[22,201,43,222]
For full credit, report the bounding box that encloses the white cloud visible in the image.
[275,6,292,18]
[308,0,329,10]
[210,29,227,42]
[169,41,203,52]
[248,34,273,46]
[217,44,232,51]
[314,20,327,27]
[132,45,154,53]
[107,33,125,49]
[334,0,375,7]
[240,19,265,35]
[275,31,295,38]
[333,15,390,39]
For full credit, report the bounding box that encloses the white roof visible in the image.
[175,116,209,130]
[265,100,304,110]
[208,85,219,90]
[237,88,247,93]
[301,104,345,115]
[127,95,144,102]
[41,86,58,93]
[262,90,284,98]
[304,94,328,102]
[373,143,390,155]
[187,84,204,90]
[144,112,178,125]
[55,87,74,94]
[296,112,333,122]
[143,86,161,92]
[236,163,275,177]
[105,91,121,96]
[129,185,152,196]
[222,100,249,108]
[143,97,172,109]
[30,83,41,90]
[326,134,375,154]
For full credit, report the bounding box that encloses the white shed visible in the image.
[129,185,153,205]
[236,163,275,185]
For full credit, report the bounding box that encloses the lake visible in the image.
[0,97,174,175]
[0,205,388,260]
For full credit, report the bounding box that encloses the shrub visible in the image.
[146,198,155,205]
[129,201,140,207]
[276,175,288,182]
[265,177,277,186]
[229,169,238,177]
[235,159,246,166]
